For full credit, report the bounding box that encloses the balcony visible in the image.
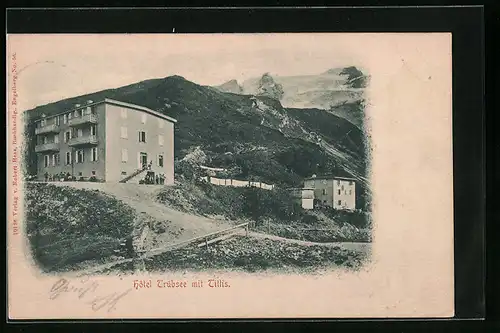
[68,135,98,147]
[68,114,98,127]
[35,142,60,153]
[35,124,60,135]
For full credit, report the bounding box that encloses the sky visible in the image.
[8,33,365,110]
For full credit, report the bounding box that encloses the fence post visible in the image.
[246,224,249,237]
[205,238,208,250]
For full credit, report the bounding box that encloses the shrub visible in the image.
[157,181,304,224]
[320,206,370,229]
[174,160,199,181]
[301,214,319,224]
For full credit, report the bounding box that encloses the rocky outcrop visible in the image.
[255,73,284,100]
[215,79,243,94]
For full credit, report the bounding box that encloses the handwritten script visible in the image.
[49,277,132,313]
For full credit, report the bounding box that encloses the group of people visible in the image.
[142,171,167,185]
[141,160,167,185]
[44,172,76,182]
[42,172,99,182]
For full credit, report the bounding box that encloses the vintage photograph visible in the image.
[18,34,372,276]
[8,32,456,319]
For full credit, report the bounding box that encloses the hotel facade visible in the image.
[33,98,177,184]
[303,175,356,210]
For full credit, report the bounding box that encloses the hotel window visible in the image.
[158,154,164,167]
[338,189,341,195]
[158,118,164,128]
[63,114,68,124]
[54,134,59,143]
[349,190,352,195]
[121,171,127,175]
[120,108,127,119]
[90,125,97,136]
[90,147,98,162]
[55,116,60,126]
[338,200,342,206]
[68,113,72,120]
[120,127,128,139]
[138,131,146,143]
[121,149,128,163]
[64,131,71,143]
[77,128,83,137]
[51,154,58,166]
[44,155,50,168]
[322,189,327,195]
[65,152,72,165]
[42,136,48,144]
[77,149,85,163]
[341,185,344,190]
[158,135,164,146]
[141,113,147,124]
[41,119,46,127]
[337,180,340,185]
[74,110,78,118]
[80,109,85,117]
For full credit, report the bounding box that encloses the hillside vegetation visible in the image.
[25,183,138,272]
[156,179,371,243]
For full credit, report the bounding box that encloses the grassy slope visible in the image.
[26,182,370,274]
[97,235,369,274]
[157,179,371,243]
[25,183,137,272]
[142,235,369,273]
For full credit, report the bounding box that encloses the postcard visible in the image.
[7,33,454,319]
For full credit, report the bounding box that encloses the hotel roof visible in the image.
[36,98,177,123]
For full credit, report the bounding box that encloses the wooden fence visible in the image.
[199,176,275,190]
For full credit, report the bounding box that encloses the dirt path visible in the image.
[49,182,233,243]
[247,231,371,253]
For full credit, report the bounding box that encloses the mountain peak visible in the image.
[165,75,186,81]
[256,73,284,100]
[214,79,243,94]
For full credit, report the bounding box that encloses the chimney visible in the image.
[75,104,81,108]
[87,100,93,104]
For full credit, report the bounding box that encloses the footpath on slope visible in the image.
[50,182,233,250]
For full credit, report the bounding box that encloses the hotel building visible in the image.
[33,98,177,184]
[303,175,356,210]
